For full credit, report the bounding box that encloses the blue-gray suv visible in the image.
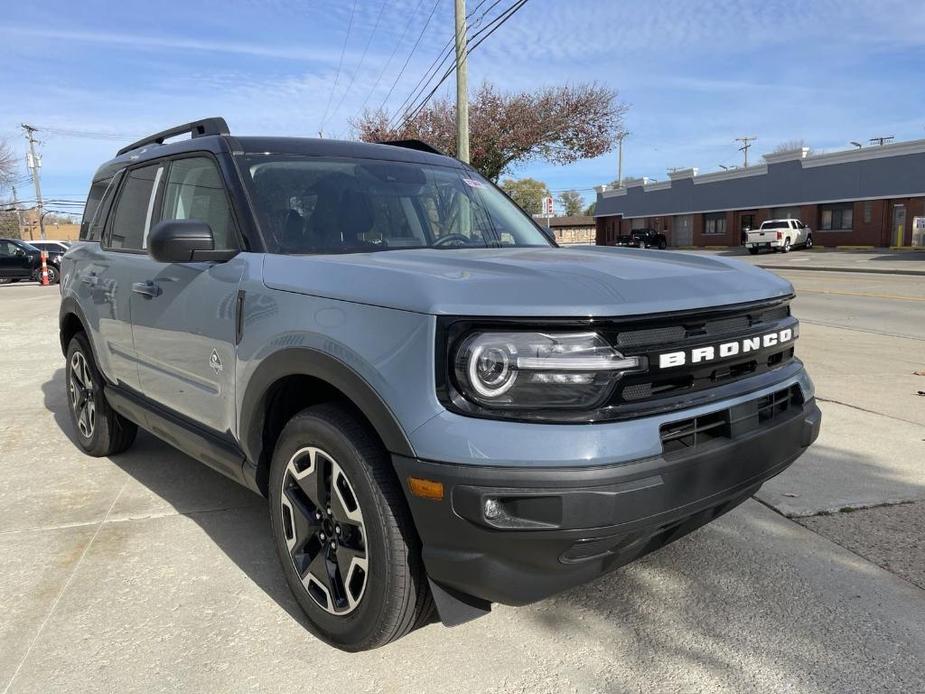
[59,118,821,651]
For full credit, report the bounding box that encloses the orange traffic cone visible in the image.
[40,251,49,286]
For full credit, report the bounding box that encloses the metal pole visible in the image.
[22,124,46,240]
[10,185,24,239]
[617,134,624,186]
[454,0,470,163]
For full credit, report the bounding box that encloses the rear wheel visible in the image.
[33,265,59,284]
[804,234,813,249]
[268,403,432,651]
[658,238,667,250]
[748,247,760,255]
[65,333,137,456]
[782,238,792,253]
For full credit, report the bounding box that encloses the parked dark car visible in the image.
[614,228,668,249]
[0,238,60,284]
[29,240,71,268]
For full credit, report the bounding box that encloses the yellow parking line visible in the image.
[798,288,925,302]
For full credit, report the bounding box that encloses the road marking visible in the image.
[798,288,925,302]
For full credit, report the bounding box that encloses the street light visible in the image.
[850,141,863,149]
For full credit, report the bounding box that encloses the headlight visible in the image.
[452,331,645,411]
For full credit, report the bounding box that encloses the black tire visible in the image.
[658,239,667,250]
[65,333,137,456]
[782,238,792,253]
[33,266,59,284]
[748,247,760,255]
[268,403,432,651]
[805,235,813,249]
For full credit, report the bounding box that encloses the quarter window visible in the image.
[161,157,236,249]
[820,203,853,231]
[704,212,726,235]
[107,165,161,250]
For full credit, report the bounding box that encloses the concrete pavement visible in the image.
[1,280,924,693]
[711,247,925,276]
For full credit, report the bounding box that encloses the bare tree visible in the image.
[0,139,16,191]
[771,139,812,154]
[353,82,628,182]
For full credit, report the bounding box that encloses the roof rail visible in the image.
[377,139,444,156]
[117,117,230,156]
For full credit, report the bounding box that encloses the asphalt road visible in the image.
[1,277,924,693]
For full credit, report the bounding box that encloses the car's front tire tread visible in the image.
[270,403,433,650]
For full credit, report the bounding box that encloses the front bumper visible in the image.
[395,395,821,609]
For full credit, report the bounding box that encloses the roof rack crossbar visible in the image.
[117,117,230,156]
[376,139,444,156]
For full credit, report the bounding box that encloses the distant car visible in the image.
[746,220,813,255]
[0,238,60,284]
[28,240,70,271]
[613,228,669,249]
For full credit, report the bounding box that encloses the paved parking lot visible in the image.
[1,272,924,693]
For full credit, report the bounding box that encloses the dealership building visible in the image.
[593,139,925,248]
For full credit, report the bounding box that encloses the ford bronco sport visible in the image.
[59,118,821,651]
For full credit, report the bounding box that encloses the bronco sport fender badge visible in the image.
[209,349,223,374]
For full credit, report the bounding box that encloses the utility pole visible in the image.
[10,185,25,239]
[616,132,628,187]
[22,123,46,240]
[454,0,470,164]
[736,136,757,168]
[869,136,894,147]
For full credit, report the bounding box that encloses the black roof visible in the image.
[93,117,459,182]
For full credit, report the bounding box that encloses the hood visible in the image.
[262,246,793,317]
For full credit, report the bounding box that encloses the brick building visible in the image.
[593,141,925,248]
[544,215,596,245]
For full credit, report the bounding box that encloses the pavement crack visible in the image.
[2,479,129,694]
[815,396,925,428]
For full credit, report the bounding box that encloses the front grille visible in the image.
[660,385,802,455]
[602,298,798,413]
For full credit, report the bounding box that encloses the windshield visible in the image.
[238,155,552,254]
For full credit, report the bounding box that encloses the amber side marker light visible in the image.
[408,477,444,501]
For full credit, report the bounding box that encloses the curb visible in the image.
[757,263,925,277]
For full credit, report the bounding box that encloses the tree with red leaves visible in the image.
[353,82,627,182]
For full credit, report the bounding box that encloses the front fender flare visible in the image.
[238,347,416,473]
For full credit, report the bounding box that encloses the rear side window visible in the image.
[161,157,237,249]
[107,165,161,250]
[80,178,112,241]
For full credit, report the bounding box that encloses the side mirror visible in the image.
[14,247,25,257]
[148,219,238,263]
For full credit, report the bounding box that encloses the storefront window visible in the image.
[704,212,726,235]
[820,203,853,231]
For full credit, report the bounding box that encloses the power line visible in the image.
[319,0,360,136]
[377,0,443,114]
[396,0,530,130]
[328,0,391,129]
[387,0,497,128]
[359,0,428,113]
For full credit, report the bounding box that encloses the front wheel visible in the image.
[658,239,667,250]
[268,404,432,651]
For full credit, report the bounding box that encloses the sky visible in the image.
[3,0,925,218]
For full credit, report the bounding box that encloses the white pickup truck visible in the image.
[746,219,813,255]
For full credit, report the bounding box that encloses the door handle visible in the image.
[132,280,162,298]
[81,272,98,287]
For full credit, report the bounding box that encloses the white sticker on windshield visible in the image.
[462,178,484,188]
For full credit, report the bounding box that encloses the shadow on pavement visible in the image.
[41,367,314,633]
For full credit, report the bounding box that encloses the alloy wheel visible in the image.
[68,351,96,439]
[279,446,368,615]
